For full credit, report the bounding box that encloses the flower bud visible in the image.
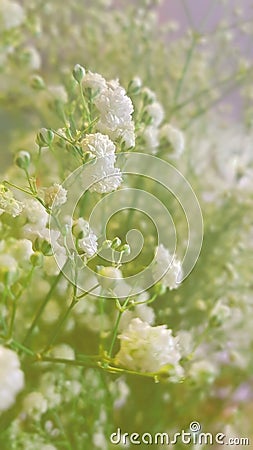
[30,252,43,267]
[15,151,31,170]
[33,237,53,256]
[72,64,86,83]
[30,75,45,90]
[119,244,131,255]
[111,237,121,249]
[36,128,54,147]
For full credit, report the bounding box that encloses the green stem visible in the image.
[22,263,67,346]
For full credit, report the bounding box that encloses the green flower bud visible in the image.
[33,237,53,256]
[30,75,45,90]
[153,282,167,296]
[119,244,131,255]
[72,64,86,83]
[111,237,121,249]
[15,151,31,170]
[36,128,54,147]
[30,252,43,267]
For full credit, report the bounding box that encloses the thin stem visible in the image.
[108,296,130,358]
[173,33,198,107]
[22,263,67,346]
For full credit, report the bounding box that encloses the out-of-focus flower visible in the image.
[0,0,25,30]
[0,346,24,413]
[159,124,185,158]
[152,244,182,290]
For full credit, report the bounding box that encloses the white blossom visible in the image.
[73,217,98,257]
[48,85,68,103]
[115,318,183,377]
[44,183,67,208]
[95,79,135,148]
[152,244,183,290]
[119,303,155,331]
[143,125,159,153]
[0,346,24,412]
[145,102,164,127]
[82,70,107,92]
[0,0,25,30]
[81,133,122,193]
[159,124,185,158]
[22,392,48,420]
[0,184,23,217]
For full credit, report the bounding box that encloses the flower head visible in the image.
[152,244,182,290]
[115,318,183,378]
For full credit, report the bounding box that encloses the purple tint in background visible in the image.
[157,0,253,118]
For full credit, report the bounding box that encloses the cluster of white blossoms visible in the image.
[115,318,183,379]
[94,79,135,149]
[0,184,23,217]
[0,346,24,413]
[43,183,67,209]
[152,244,183,290]
[81,133,122,193]
[0,0,25,31]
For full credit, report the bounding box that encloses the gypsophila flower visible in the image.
[22,392,48,420]
[82,70,107,92]
[152,244,182,290]
[0,0,25,30]
[81,133,122,193]
[119,304,155,331]
[73,217,98,257]
[0,184,23,217]
[159,124,185,158]
[115,318,183,377]
[95,79,135,148]
[145,102,164,127]
[0,346,24,413]
[44,183,67,208]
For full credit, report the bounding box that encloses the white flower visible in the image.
[189,360,217,384]
[48,85,68,103]
[50,344,75,360]
[0,0,25,30]
[0,346,24,412]
[44,183,67,208]
[82,70,107,92]
[143,125,159,153]
[159,124,185,158]
[22,392,47,420]
[81,133,122,193]
[152,244,182,290]
[119,303,155,331]
[93,429,108,449]
[145,102,164,127]
[95,79,135,148]
[23,198,48,228]
[0,184,23,217]
[116,318,183,377]
[9,239,33,263]
[82,132,116,158]
[23,46,41,71]
[73,217,98,257]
